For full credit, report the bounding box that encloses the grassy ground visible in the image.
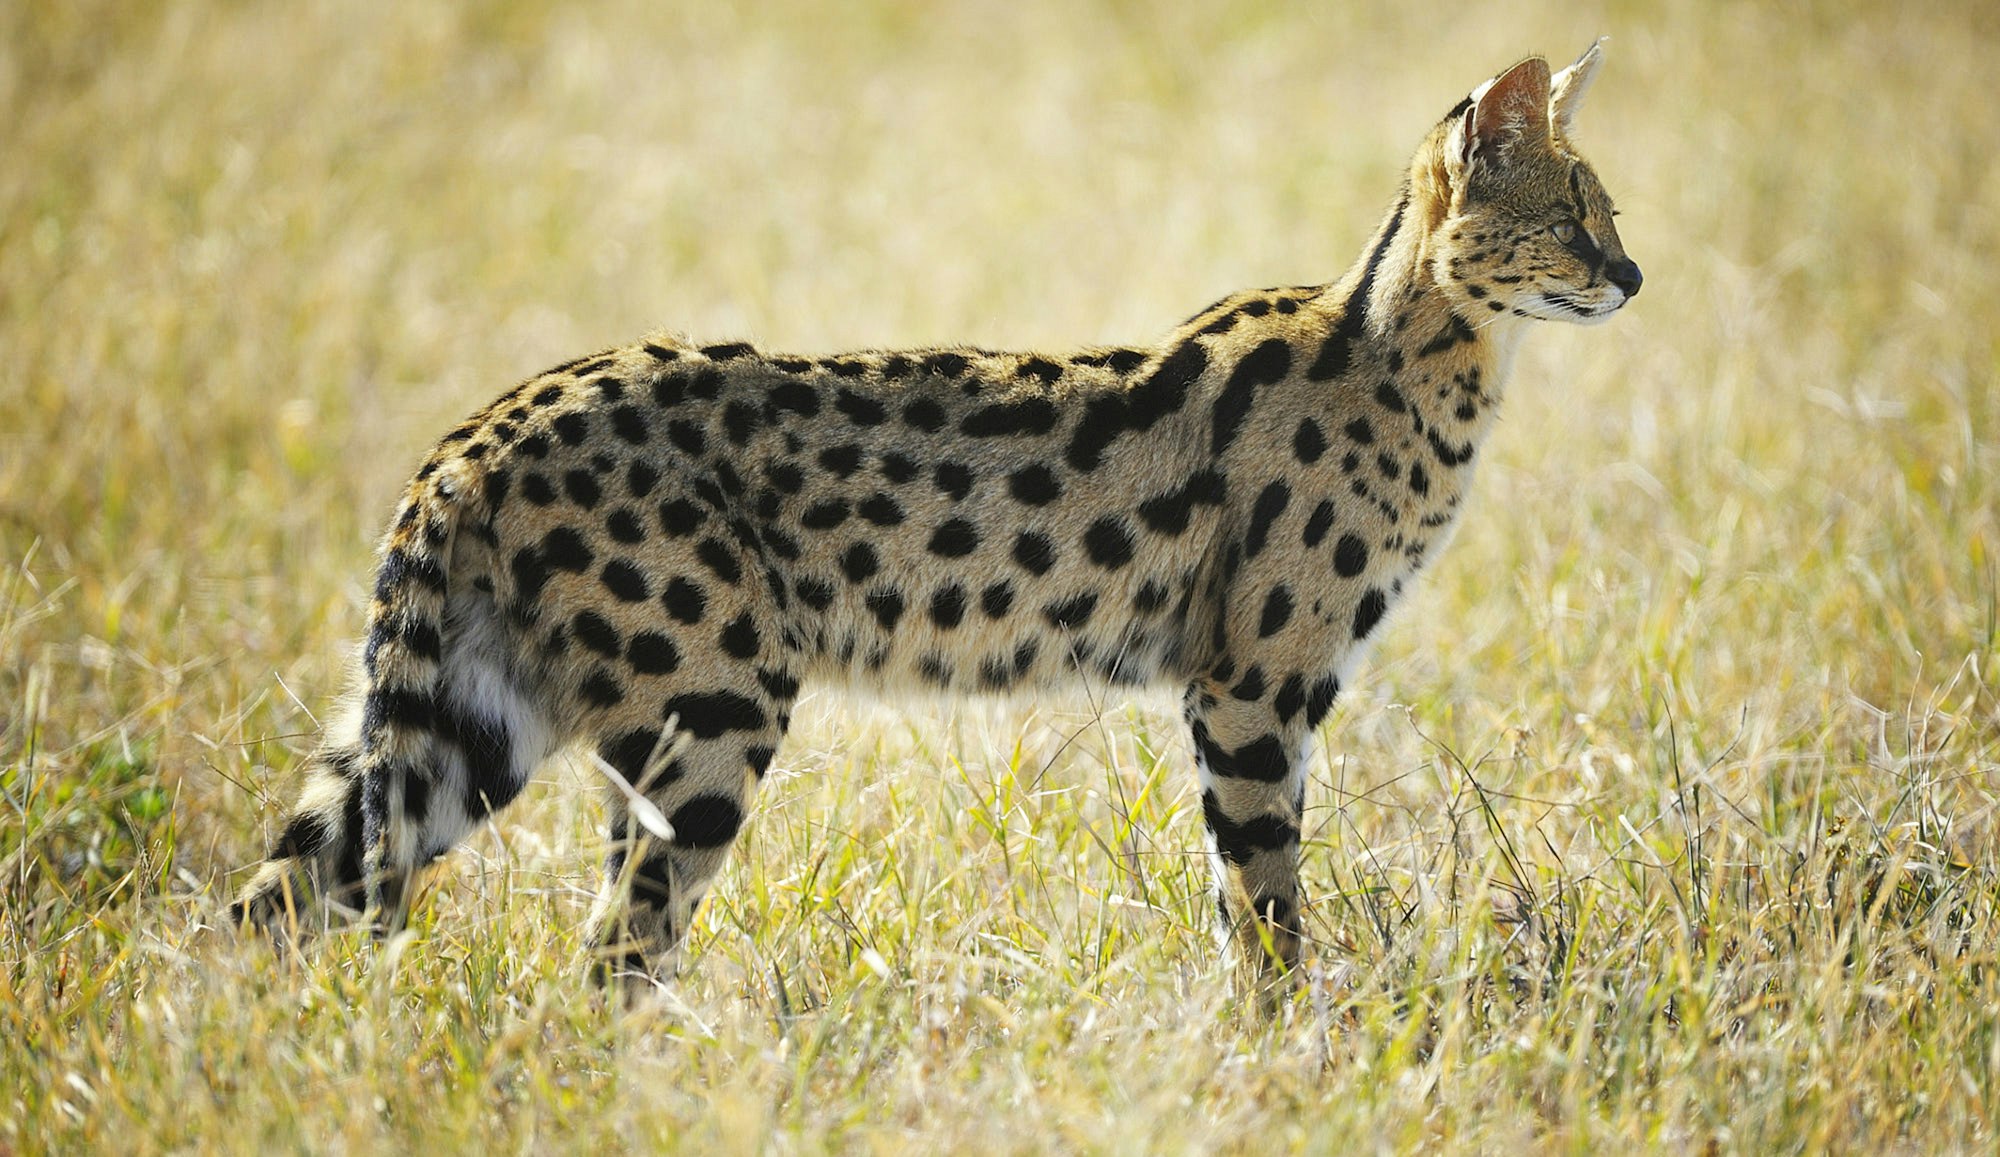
[5,0,1999,1151]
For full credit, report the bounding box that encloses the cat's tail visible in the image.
[233,461,469,937]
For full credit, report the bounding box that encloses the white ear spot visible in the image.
[1550,37,1608,134]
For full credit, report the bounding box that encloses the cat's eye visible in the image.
[1550,220,1579,244]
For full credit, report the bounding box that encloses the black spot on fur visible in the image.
[606,507,646,544]
[667,419,706,456]
[378,546,447,596]
[555,466,601,509]
[364,687,435,738]
[664,691,767,738]
[667,794,746,850]
[841,542,880,583]
[651,373,688,408]
[482,469,512,511]
[720,614,760,659]
[1333,534,1369,577]
[1043,591,1099,630]
[1294,419,1328,464]
[1273,674,1307,725]
[818,443,863,477]
[1074,348,1148,373]
[962,397,1059,437]
[1416,314,1476,357]
[1352,588,1388,639]
[1201,793,1299,866]
[981,581,1015,619]
[1136,468,1227,535]
[660,498,708,536]
[580,670,626,708]
[759,669,800,703]
[835,388,888,426]
[1013,532,1057,575]
[922,352,970,378]
[599,728,664,784]
[1065,395,1128,474]
[857,493,906,526]
[696,538,742,584]
[1244,481,1291,559]
[800,499,850,530]
[541,527,593,573]
[1306,676,1341,727]
[866,588,905,630]
[573,610,622,657]
[794,576,836,610]
[902,397,946,432]
[610,405,650,444]
[1427,428,1476,467]
[770,379,821,417]
[929,583,967,629]
[722,401,761,445]
[1195,730,1290,785]
[392,618,442,663]
[521,473,557,505]
[765,461,806,495]
[928,519,980,558]
[1007,464,1062,506]
[934,461,975,501]
[1211,339,1291,455]
[1069,340,1206,473]
[1083,516,1136,570]
[1302,501,1335,548]
[601,559,650,601]
[510,549,550,604]
[1258,586,1294,637]
[627,632,680,675]
[1017,357,1063,383]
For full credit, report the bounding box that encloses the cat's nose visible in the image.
[1606,258,1643,298]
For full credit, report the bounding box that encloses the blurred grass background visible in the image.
[4,0,1999,1151]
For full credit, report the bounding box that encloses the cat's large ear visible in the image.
[1550,38,1607,136]
[1457,56,1552,173]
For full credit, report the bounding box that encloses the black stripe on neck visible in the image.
[1307,190,1408,382]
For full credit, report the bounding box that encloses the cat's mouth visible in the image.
[1540,288,1629,324]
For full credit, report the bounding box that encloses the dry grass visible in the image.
[5,0,2000,1151]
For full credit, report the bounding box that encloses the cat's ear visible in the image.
[1456,56,1552,173]
[1550,38,1607,136]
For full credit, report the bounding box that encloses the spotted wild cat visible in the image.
[235,41,1640,989]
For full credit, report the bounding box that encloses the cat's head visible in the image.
[1421,40,1641,325]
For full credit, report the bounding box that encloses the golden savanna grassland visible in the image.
[3,1,1998,1151]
